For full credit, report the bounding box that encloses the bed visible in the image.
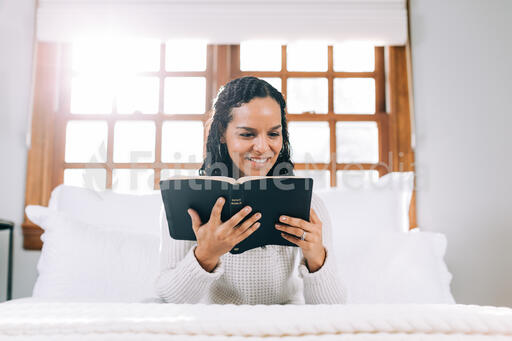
[2,172,511,340]
[1,301,512,340]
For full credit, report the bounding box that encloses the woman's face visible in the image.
[222,97,283,177]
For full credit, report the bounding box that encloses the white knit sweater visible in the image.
[154,193,347,304]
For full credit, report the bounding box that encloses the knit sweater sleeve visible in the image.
[298,193,347,304]
[154,206,224,303]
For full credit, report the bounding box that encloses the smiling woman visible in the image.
[155,77,346,304]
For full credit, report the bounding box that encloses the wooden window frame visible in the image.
[22,43,415,250]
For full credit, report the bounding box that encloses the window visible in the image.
[235,41,388,191]
[23,41,414,250]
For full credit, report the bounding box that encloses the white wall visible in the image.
[0,0,39,301]
[410,0,512,306]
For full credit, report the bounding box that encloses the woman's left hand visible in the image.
[275,208,326,272]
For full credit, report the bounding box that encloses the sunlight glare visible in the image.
[164,77,206,114]
[166,40,207,71]
[113,121,156,163]
[334,78,375,114]
[71,36,160,114]
[64,169,107,191]
[65,120,108,162]
[116,76,159,114]
[161,121,204,162]
[288,121,330,163]
[72,37,160,73]
[70,76,114,114]
[287,41,328,71]
[336,122,379,163]
[287,78,328,114]
[240,41,282,71]
[333,42,375,72]
[112,169,155,194]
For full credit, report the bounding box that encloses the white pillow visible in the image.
[26,180,452,304]
[48,185,162,237]
[334,230,455,304]
[316,172,414,233]
[26,205,159,302]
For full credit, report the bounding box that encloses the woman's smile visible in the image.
[245,156,273,168]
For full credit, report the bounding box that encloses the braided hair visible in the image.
[199,76,294,177]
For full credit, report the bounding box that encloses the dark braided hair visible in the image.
[199,76,294,177]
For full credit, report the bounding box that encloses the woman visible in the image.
[155,76,346,304]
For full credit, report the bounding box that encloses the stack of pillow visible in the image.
[25,172,455,303]
[26,186,162,302]
[316,172,454,303]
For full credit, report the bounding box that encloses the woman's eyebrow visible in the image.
[236,125,282,131]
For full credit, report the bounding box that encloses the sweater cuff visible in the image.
[299,247,347,304]
[299,247,335,279]
[186,245,225,279]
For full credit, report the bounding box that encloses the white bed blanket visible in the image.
[0,302,511,340]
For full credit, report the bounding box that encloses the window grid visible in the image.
[232,45,389,187]
[56,43,214,191]
[54,43,391,190]
[23,42,414,250]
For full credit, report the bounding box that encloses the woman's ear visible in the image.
[220,134,226,144]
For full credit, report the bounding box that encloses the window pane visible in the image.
[119,39,160,72]
[289,122,330,163]
[287,78,328,114]
[336,170,380,189]
[260,77,282,92]
[161,168,199,179]
[166,40,207,71]
[117,77,159,114]
[162,121,204,162]
[287,42,328,71]
[336,122,379,163]
[333,43,375,72]
[240,41,281,71]
[64,169,107,191]
[334,78,375,114]
[294,170,330,191]
[164,77,206,114]
[73,38,160,73]
[112,169,155,194]
[71,76,113,114]
[65,120,108,162]
[113,121,156,163]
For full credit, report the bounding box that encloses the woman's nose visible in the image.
[253,136,269,153]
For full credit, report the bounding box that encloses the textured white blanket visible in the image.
[0,302,511,340]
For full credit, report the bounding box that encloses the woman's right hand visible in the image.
[187,197,261,272]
